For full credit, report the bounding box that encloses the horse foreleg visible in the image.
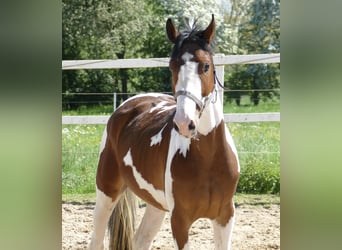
[134,204,165,250]
[212,203,236,250]
[89,188,121,250]
[170,211,191,250]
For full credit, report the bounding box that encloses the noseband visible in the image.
[174,90,204,110]
[174,70,221,118]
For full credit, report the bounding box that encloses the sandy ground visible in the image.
[62,196,279,250]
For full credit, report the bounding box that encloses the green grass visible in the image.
[63,104,114,115]
[224,95,280,113]
[62,98,280,195]
[62,95,280,115]
[229,122,280,194]
[62,124,106,194]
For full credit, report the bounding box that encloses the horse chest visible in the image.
[167,147,234,215]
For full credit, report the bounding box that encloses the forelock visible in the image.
[170,18,215,58]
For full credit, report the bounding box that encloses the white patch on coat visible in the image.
[118,93,167,109]
[149,100,176,114]
[197,87,223,136]
[181,51,193,62]
[168,128,191,158]
[224,125,240,172]
[123,148,168,210]
[150,123,168,147]
[165,129,191,214]
[212,212,235,250]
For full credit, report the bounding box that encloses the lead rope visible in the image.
[213,69,228,90]
[213,69,230,105]
[199,69,222,115]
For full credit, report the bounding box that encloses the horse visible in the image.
[89,14,240,250]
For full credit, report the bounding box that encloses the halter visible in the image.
[174,70,222,118]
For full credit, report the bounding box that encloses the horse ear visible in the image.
[166,18,179,43]
[202,14,215,44]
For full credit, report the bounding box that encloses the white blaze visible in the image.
[174,52,202,129]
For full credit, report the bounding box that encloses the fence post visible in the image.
[113,92,117,111]
[214,53,225,106]
[215,65,224,106]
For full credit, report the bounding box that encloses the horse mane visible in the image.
[171,17,215,58]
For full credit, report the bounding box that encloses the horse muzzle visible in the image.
[173,113,197,138]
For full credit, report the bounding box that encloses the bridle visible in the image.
[174,69,223,118]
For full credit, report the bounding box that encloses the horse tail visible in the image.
[108,189,136,250]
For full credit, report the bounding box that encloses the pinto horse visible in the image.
[89,15,240,250]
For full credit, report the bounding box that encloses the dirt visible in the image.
[62,197,279,250]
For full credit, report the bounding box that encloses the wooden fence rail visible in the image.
[62,53,280,124]
[62,112,280,125]
[62,53,279,70]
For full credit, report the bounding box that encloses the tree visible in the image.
[63,0,278,109]
[227,0,280,105]
[62,0,158,108]
[127,0,173,95]
[62,0,115,108]
[97,0,157,101]
[161,0,238,54]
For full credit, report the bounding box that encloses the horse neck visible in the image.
[197,89,224,136]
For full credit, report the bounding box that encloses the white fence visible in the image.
[62,113,280,124]
[62,53,280,70]
[62,53,280,124]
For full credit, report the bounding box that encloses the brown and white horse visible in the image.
[89,15,240,250]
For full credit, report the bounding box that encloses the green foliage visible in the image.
[237,163,280,194]
[62,0,241,110]
[62,104,114,115]
[226,63,280,105]
[62,0,116,108]
[228,122,280,194]
[239,0,280,54]
[226,0,280,105]
[223,95,279,113]
[62,0,165,108]
[62,0,280,109]
[62,125,105,194]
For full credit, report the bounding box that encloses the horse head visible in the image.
[166,15,216,138]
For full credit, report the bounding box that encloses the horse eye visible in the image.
[203,62,210,73]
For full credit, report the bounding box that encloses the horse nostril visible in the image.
[173,121,179,132]
[188,120,196,131]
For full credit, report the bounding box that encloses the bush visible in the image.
[228,122,280,194]
[237,164,280,194]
